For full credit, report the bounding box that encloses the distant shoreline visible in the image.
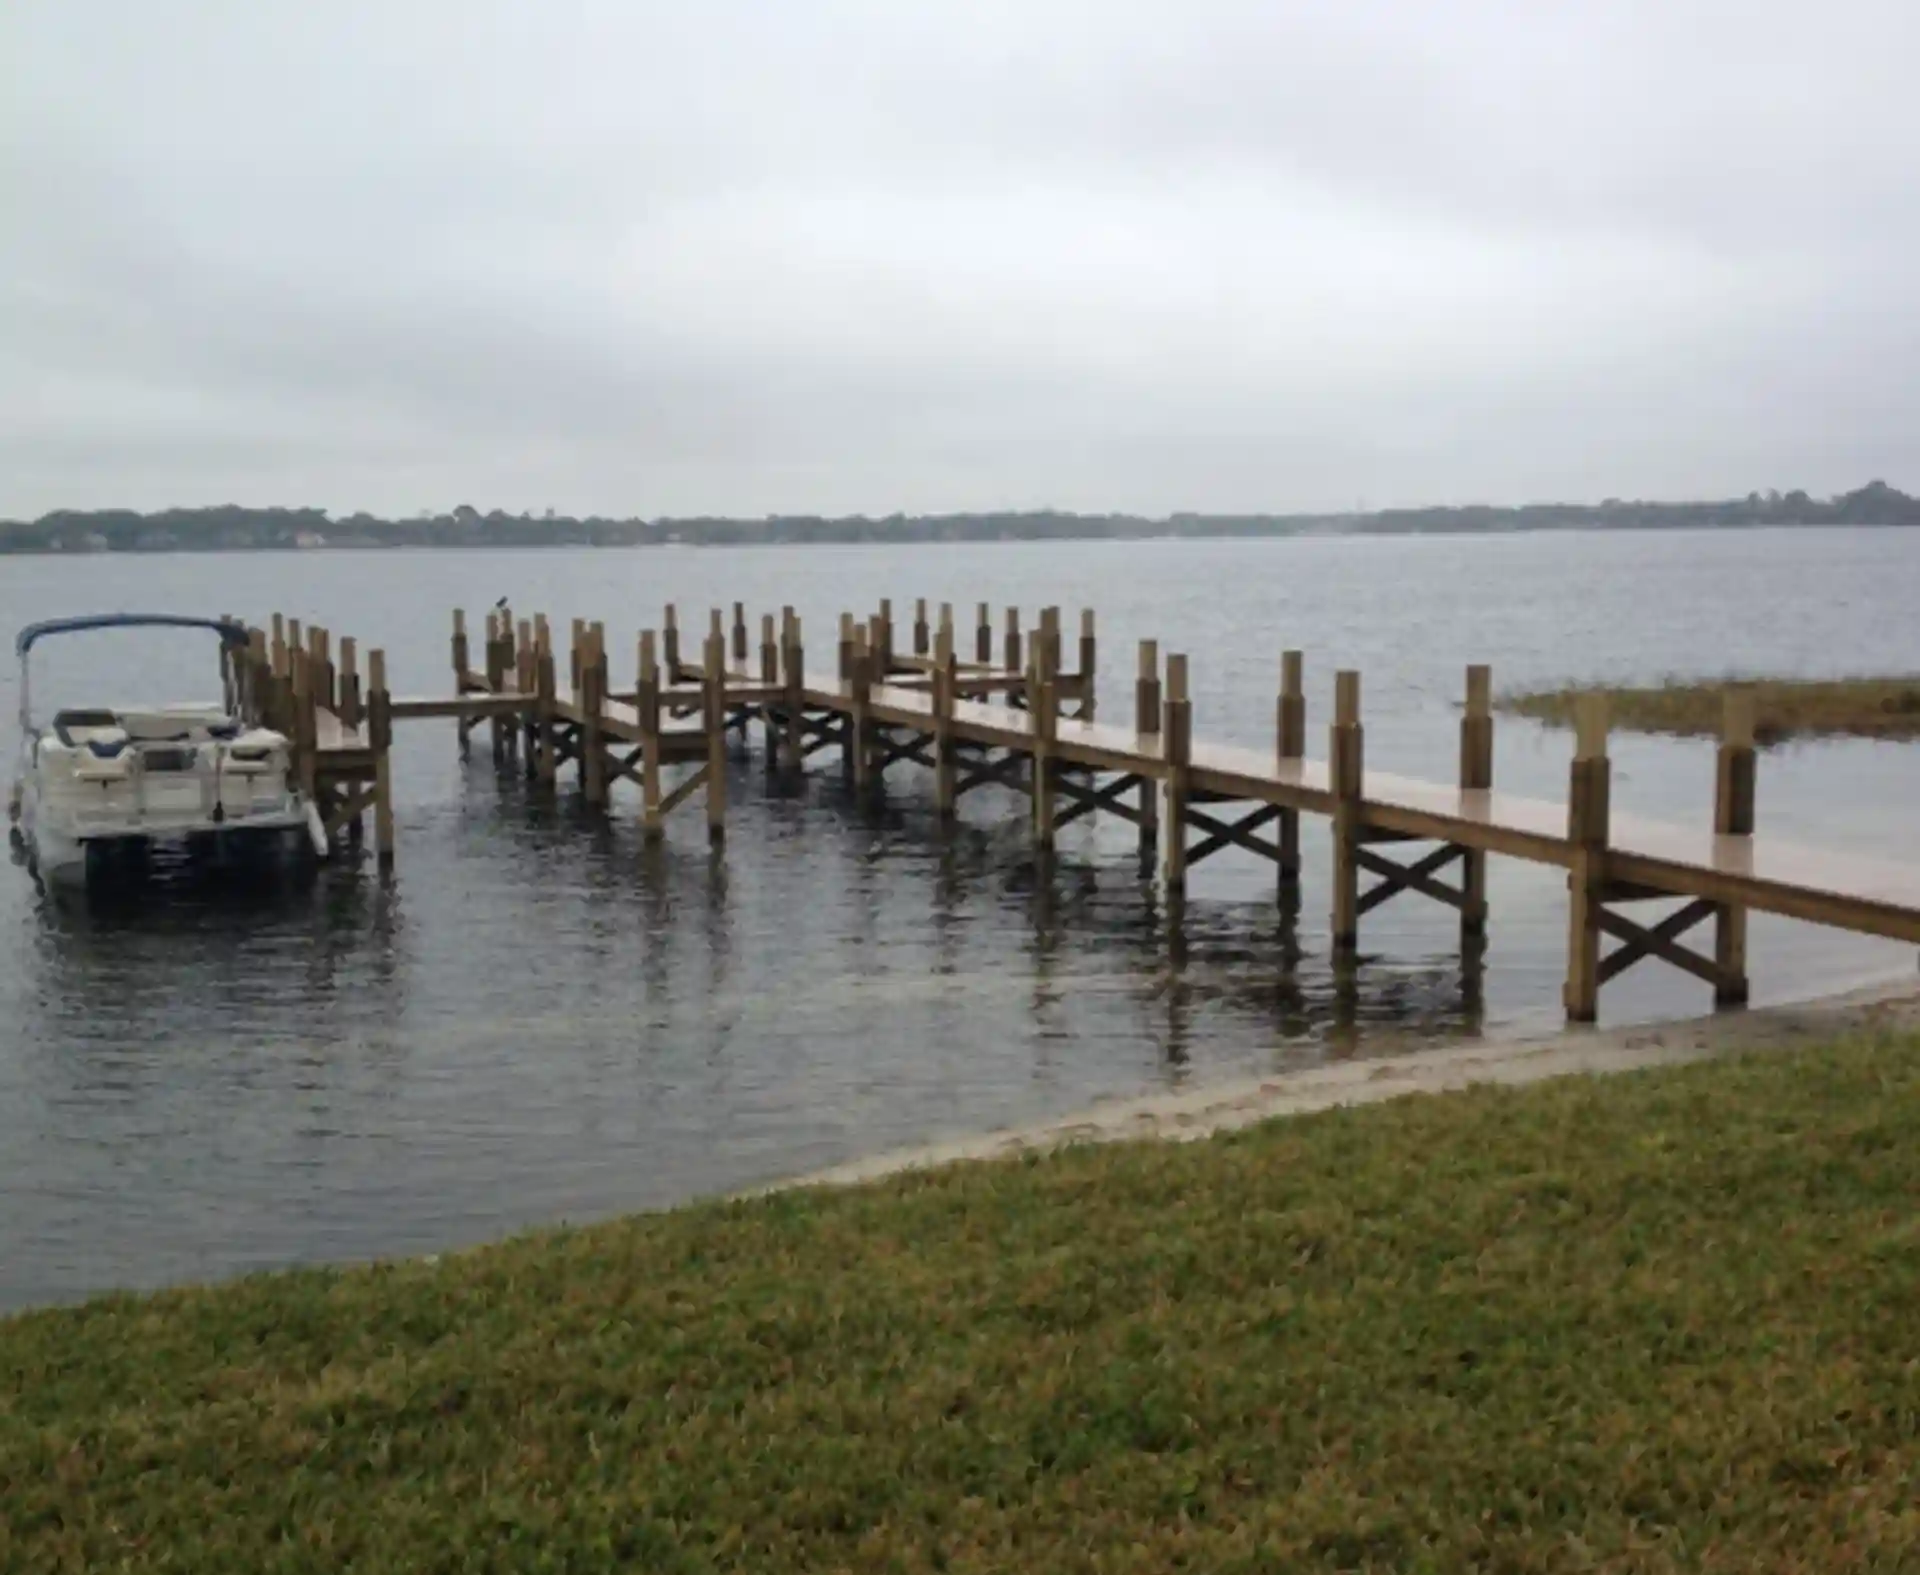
[4,480,1918,554]
[6,516,1920,557]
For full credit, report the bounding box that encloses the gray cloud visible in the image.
[4,0,1917,516]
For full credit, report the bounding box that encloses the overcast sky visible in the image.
[5,1,1916,519]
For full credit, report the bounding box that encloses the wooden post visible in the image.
[848,624,871,788]
[287,618,303,664]
[704,630,727,842]
[783,611,806,771]
[975,603,993,667]
[663,604,681,680]
[368,648,395,869]
[582,621,607,807]
[731,602,748,668]
[515,619,534,769]
[1136,639,1161,857]
[1078,609,1097,721]
[1277,650,1305,883]
[338,637,362,733]
[877,598,894,674]
[452,609,470,686]
[760,612,780,761]
[638,631,663,841]
[1564,696,1611,1022]
[499,613,519,764]
[934,620,957,819]
[1030,643,1057,847]
[1460,663,1493,935]
[534,615,557,787]
[244,629,268,727]
[308,627,333,714]
[290,646,318,803]
[1003,608,1023,690]
[1714,687,1756,1006]
[1330,670,1364,954]
[569,618,586,697]
[913,598,930,658]
[1161,654,1191,891]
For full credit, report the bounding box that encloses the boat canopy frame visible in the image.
[15,614,250,734]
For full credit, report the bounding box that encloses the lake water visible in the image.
[4,529,1918,1310]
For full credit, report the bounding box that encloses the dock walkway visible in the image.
[230,599,1920,1023]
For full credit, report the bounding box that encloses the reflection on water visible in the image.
[4,531,1919,1309]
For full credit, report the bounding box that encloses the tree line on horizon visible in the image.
[3,481,1917,554]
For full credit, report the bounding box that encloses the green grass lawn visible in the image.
[1496,675,1920,743]
[6,1037,1920,1573]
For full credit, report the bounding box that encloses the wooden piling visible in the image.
[760,613,780,761]
[731,602,748,668]
[934,620,957,819]
[975,603,993,667]
[1714,687,1757,1005]
[1460,663,1494,935]
[704,630,727,841]
[1003,608,1023,693]
[534,615,557,787]
[515,619,533,768]
[1030,641,1057,847]
[569,617,586,697]
[1136,639,1161,857]
[1161,654,1192,890]
[1330,670,1364,953]
[290,645,318,803]
[877,599,895,673]
[663,605,681,679]
[913,598,930,658]
[1277,650,1305,883]
[1563,696,1612,1022]
[1078,609,1097,721]
[368,648,395,869]
[783,611,806,771]
[338,637,362,733]
[638,631,664,841]
[582,621,607,808]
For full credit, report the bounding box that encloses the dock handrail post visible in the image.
[638,630,663,841]
[703,629,728,842]
[1029,637,1058,847]
[1277,650,1306,883]
[582,621,607,808]
[975,603,993,667]
[663,604,681,680]
[309,627,334,715]
[783,610,805,771]
[338,637,362,733]
[367,648,395,870]
[499,613,519,764]
[1460,663,1494,934]
[1134,639,1162,859]
[460,610,480,756]
[1564,695,1612,1022]
[452,607,470,689]
[1713,687,1757,1005]
[934,619,957,819]
[290,644,319,806]
[515,619,534,771]
[1161,654,1192,890]
[1330,670,1365,953]
[913,598,930,658]
[760,613,781,764]
[1078,609,1097,721]
[244,629,268,727]
[534,615,557,788]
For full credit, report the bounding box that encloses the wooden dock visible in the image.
[227,599,1920,1024]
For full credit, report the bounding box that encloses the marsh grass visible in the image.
[1498,675,1920,743]
[5,1036,1920,1571]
